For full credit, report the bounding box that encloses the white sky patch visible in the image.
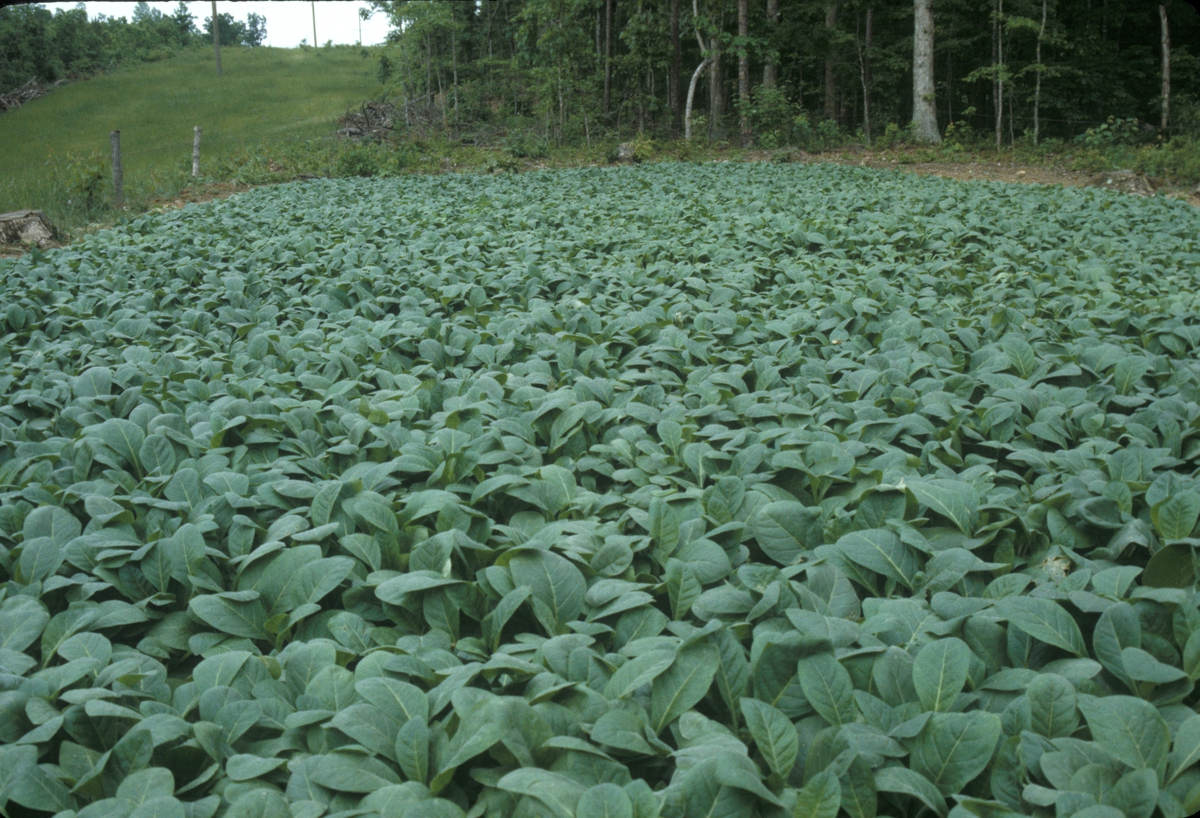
[36,1,394,48]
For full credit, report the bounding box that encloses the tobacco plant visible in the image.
[1,163,1199,818]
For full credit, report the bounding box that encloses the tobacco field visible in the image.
[2,163,1200,818]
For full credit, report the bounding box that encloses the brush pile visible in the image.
[0,78,60,113]
[336,99,396,141]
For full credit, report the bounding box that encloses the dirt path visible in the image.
[813,151,1200,206]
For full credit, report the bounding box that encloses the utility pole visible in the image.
[211,0,221,75]
[312,1,318,48]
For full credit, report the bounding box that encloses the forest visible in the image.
[366,0,1200,148]
[0,1,265,93]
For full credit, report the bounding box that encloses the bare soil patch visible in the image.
[813,150,1200,206]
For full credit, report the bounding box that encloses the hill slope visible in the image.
[0,46,382,223]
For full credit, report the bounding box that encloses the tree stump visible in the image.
[0,210,57,249]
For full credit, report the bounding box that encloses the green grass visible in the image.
[0,45,382,231]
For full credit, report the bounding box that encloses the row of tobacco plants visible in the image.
[1,163,1199,818]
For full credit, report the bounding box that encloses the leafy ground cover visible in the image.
[1,163,1200,818]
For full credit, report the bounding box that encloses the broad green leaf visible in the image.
[1102,768,1158,818]
[834,528,920,590]
[906,479,979,535]
[840,754,876,818]
[649,641,719,733]
[508,549,586,632]
[1093,602,1141,689]
[497,768,587,818]
[73,366,112,398]
[751,501,822,565]
[1077,695,1169,774]
[793,769,841,818]
[355,677,428,724]
[797,651,857,727]
[116,767,175,803]
[225,788,291,818]
[394,715,430,784]
[1170,715,1200,783]
[309,752,401,792]
[739,698,798,780]
[576,783,634,818]
[95,418,146,472]
[1152,493,1200,541]
[910,711,1003,795]
[1142,543,1196,589]
[1121,647,1187,684]
[912,637,971,713]
[873,766,948,818]
[1026,673,1078,738]
[994,596,1088,657]
[188,592,271,641]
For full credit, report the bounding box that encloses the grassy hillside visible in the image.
[0,45,383,228]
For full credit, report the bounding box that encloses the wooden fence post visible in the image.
[193,126,202,177]
[110,130,123,210]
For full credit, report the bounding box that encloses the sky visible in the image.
[36,1,395,48]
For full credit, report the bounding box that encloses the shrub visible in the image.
[1133,135,1200,184]
[60,151,108,213]
[336,144,380,178]
[504,132,549,159]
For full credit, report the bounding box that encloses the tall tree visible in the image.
[685,0,712,139]
[708,2,724,139]
[856,4,873,144]
[823,3,838,122]
[603,0,613,117]
[762,0,778,88]
[1032,0,1047,144]
[992,0,1003,148]
[738,0,751,148]
[911,0,939,142]
[1160,3,1170,130]
[669,0,682,133]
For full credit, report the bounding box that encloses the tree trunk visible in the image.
[738,0,751,148]
[452,26,459,127]
[911,0,940,143]
[1160,3,1170,130]
[993,0,1002,149]
[763,0,778,88]
[426,36,434,104]
[857,7,872,144]
[211,0,221,75]
[709,34,723,139]
[686,58,711,139]
[1033,0,1046,144]
[824,4,839,123]
[686,0,710,141]
[670,0,682,134]
[604,0,614,118]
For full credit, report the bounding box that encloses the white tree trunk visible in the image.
[685,57,711,140]
[912,0,940,143]
[686,0,710,141]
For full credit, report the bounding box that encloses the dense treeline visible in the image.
[0,1,265,95]
[368,0,1200,147]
